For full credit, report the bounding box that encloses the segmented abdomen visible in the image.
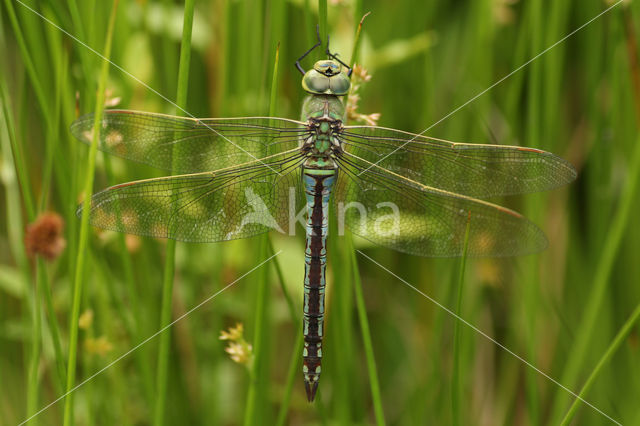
[301,169,335,402]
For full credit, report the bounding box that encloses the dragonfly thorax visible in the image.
[301,115,343,170]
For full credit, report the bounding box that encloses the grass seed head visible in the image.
[220,323,253,366]
[346,64,381,126]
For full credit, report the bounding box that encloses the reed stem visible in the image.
[153,1,195,424]
[63,2,120,425]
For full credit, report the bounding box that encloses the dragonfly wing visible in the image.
[339,125,576,198]
[334,152,547,257]
[71,110,309,173]
[79,150,306,242]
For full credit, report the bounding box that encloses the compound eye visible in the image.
[302,70,330,94]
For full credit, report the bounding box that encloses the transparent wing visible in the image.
[339,125,576,198]
[71,110,310,173]
[79,150,306,242]
[334,152,548,257]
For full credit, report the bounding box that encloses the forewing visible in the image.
[339,125,576,198]
[334,152,548,257]
[71,110,309,173]
[79,150,306,242]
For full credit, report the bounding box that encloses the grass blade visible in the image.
[153,1,195,425]
[349,12,370,66]
[351,236,385,426]
[25,261,42,424]
[243,236,271,426]
[451,216,471,426]
[244,38,281,426]
[561,28,640,416]
[2,0,51,133]
[275,328,304,426]
[561,303,640,424]
[550,7,640,421]
[270,237,301,426]
[63,1,120,425]
[318,0,327,51]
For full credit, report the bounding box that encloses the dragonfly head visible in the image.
[315,59,342,76]
[302,60,351,96]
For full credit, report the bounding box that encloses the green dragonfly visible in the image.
[71,37,576,402]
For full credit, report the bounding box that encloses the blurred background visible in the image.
[1,0,639,424]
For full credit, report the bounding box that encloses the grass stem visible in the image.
[243,236,271,426]
[244,40,280,426]
[451,217,471,426]
[153,1,195,424]
[349,12,370,66]
[351,237,385,426]
[560,303,640,424]
[318,0,327,51]
[275,328,303,426]
[63,2,120,425]
[26,259,43,423]
[551,8,640,421]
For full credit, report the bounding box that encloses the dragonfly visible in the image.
[71,35,576,402]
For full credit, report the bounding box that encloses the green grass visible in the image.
[153,1,194,425]
[63,2,119,425]
[1,0,640,425]
[451,218,471,426]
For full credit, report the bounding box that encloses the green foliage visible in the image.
[1,0,639,424]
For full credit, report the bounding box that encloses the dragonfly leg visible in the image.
[325,35,353,77]
[295,25,322,75]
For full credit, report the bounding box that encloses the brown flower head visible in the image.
[25,212,66,260]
